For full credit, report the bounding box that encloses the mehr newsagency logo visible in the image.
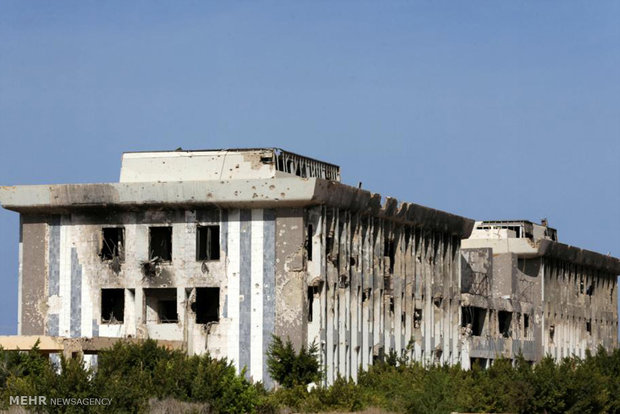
[10,395,112,407]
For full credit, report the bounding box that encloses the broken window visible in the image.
[461,306,487,336]
[306,224,313,261]
[326,234,337,264]
[196,225,220,261]
[150,227,172,262]
[100,227,124,261]
[498,311,512,338]
[144,288,178,323]
[307,287,314,322]
[195,287,220,324]
[524,314,530,338]
[101,289,124,323]
[414,308,422,329]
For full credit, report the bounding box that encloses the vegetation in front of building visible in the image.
[1,337,620,413]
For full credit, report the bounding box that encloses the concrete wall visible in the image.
[542,258,618,359]
[459,248,617,367]
[18,205,619,387]
[459,250,540,367]
[303,206,463,384]
[120,151,279,183]
[19,208,277,386]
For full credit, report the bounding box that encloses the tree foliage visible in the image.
[265,335,321,388]
[2,340,620,414]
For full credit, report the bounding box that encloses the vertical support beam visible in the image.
[274,208,306,351]
[226,209,241,371]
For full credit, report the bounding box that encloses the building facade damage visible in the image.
[0,148,618,386]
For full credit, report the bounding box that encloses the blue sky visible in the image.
[0,1,619,334]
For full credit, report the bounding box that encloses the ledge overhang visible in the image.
[0,178,474,237]
[538,239,620,274]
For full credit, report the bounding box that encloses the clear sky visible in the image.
[0,1,618,334]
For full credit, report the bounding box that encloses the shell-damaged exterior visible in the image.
[1,148,618,386]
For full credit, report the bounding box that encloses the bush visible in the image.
[265,335,321,388]
[4,339,620,414]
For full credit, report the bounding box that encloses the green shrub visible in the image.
[4,339,620,414]
[265,335,320,388]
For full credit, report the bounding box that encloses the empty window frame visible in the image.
[196,225,220,261]
[524,314,530,338]
[144,288,178,323]
[100,227,124,261]
[150,227,172,261]
[195,287,220,324]
[101,289,124,323]
[498,311,512,338]
[306,224,313,261]
[414,308,423,329]
[461,306,487,336]
[586,319,592,335]
[307,287,314,322]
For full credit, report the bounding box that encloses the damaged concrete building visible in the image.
[460,220,619,368]
[0,148,618,386]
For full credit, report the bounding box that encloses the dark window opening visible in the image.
[306,224,313,261]
[362,288,371,302]
[506,226,521,237]
[586,283,594,296]
[197,225,220,261]
[307,287,314,322]
[586,320,592,335]
[150,227,172,261]
[195,287,220,324]
[549,324,555,342]
[580,277,585,294]
[100,228,124,261]
[145,288,178,323]
[524,314,530,338]
[326,235,337,264]
[498,311,512,338]
[433,297,443,308]
[414,308,422,328]
[384,238,395,274]
[350,256,357,267]
[389,296,394,313]
[159,300,177,323]
[101,289,124,323]
[462,306,487,336]
[470,357,488,369]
